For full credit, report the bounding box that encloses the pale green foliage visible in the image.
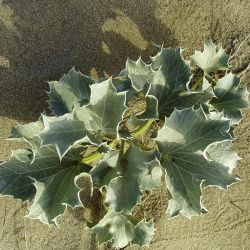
[155,107,237,218]
[9,118,44,158]
[0,40,248,249]
[48,67,94,115]
[92,211,155,248]
[191,40,230,74]
[104,147,158,213]
[209,73,249,124]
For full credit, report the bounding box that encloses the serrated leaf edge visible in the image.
[94,211,156,249]
[24,172,89,227]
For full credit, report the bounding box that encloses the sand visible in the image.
[0,0,249,249]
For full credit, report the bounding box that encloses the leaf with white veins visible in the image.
[92,210,155,249]
[205,141,241,174]
[148,48,193,116]
[105,146,157,213]
[9,118,44,157]
[112,69,137,106]
[126,51,212,118]
[154,106,238,218]
[0,149,36,201]
[126,57,155,92]
[0,145,91,224]
[140,158,163,191]
[191,40,230,74]
[75,78,127,141]
[91,150,120,187]
[41,79,127,158]
[151,47,192,92]
[40,114,91,159]
[132,219,155,247]
[48,67,94,115]
[209,73,249,124]
[137,95,159,120]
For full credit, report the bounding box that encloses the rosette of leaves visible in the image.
[0,41,248,249]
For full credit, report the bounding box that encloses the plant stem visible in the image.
[80,140,117,165]
[120,139,125,157]
[112,76,128,80]
[80,151,103,164]
[191,74,203,90]
[131,119,154,137]
[80,119,154,165]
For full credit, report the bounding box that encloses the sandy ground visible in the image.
[0,0,249,249]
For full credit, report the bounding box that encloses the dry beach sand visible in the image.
[0,0,249,249]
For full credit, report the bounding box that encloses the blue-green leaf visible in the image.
[137,95,159,120]
[191,41,230,74]
[140,158,163,191]
[104,146,157,213]
[41,79,127,158]
[92,210,155,248]
[126,57,155,92]
[48,67,94,115]
[209,73,249,124]
[40,114,91,159]
[91,150,120,187]
[154,106,238,218]
[9,118,44,158]
[151,47,192,92]
[0,149,35,201]
[148,48,193,116]
[75,79,128,142]
[0,145,91,224]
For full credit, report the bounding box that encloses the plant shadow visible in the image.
[0,0,177,122]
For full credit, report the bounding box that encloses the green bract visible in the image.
[0,41,248,249]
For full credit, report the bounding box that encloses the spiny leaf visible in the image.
[129,113,148,128]
[75,78,128,141]
[48,67,94,115]
[154,106,238,218]
[112,69,137,106]
[41,79,127,158]
[209,73,249,124]
[126,51,212,119]
[191,40,230,74]
[137,95,159,120]
[9,118,44,157]
[91,147,159,213]
[140,158,163,191]
[126,57,155,92]
[147,48,193,116]
[92,210,155,249]
[40,114,91,159]
[151,47,192,92]
[0,145,91,224]
[91,150,120,187]
[26,145,91,225]
[147,70,213,117]
[27,171,91,226]
[104,146,158,213]
[106,177,140,214]
[0,149,36,201]
[132,219,155,247]
[205,141,241,173]
[112,75,131,93]
[179,77,215,113]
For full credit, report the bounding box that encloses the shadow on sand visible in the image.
[0,0,177,122]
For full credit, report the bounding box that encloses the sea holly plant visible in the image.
[0,41,248,249]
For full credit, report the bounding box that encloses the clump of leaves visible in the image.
[0,41,248,249]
